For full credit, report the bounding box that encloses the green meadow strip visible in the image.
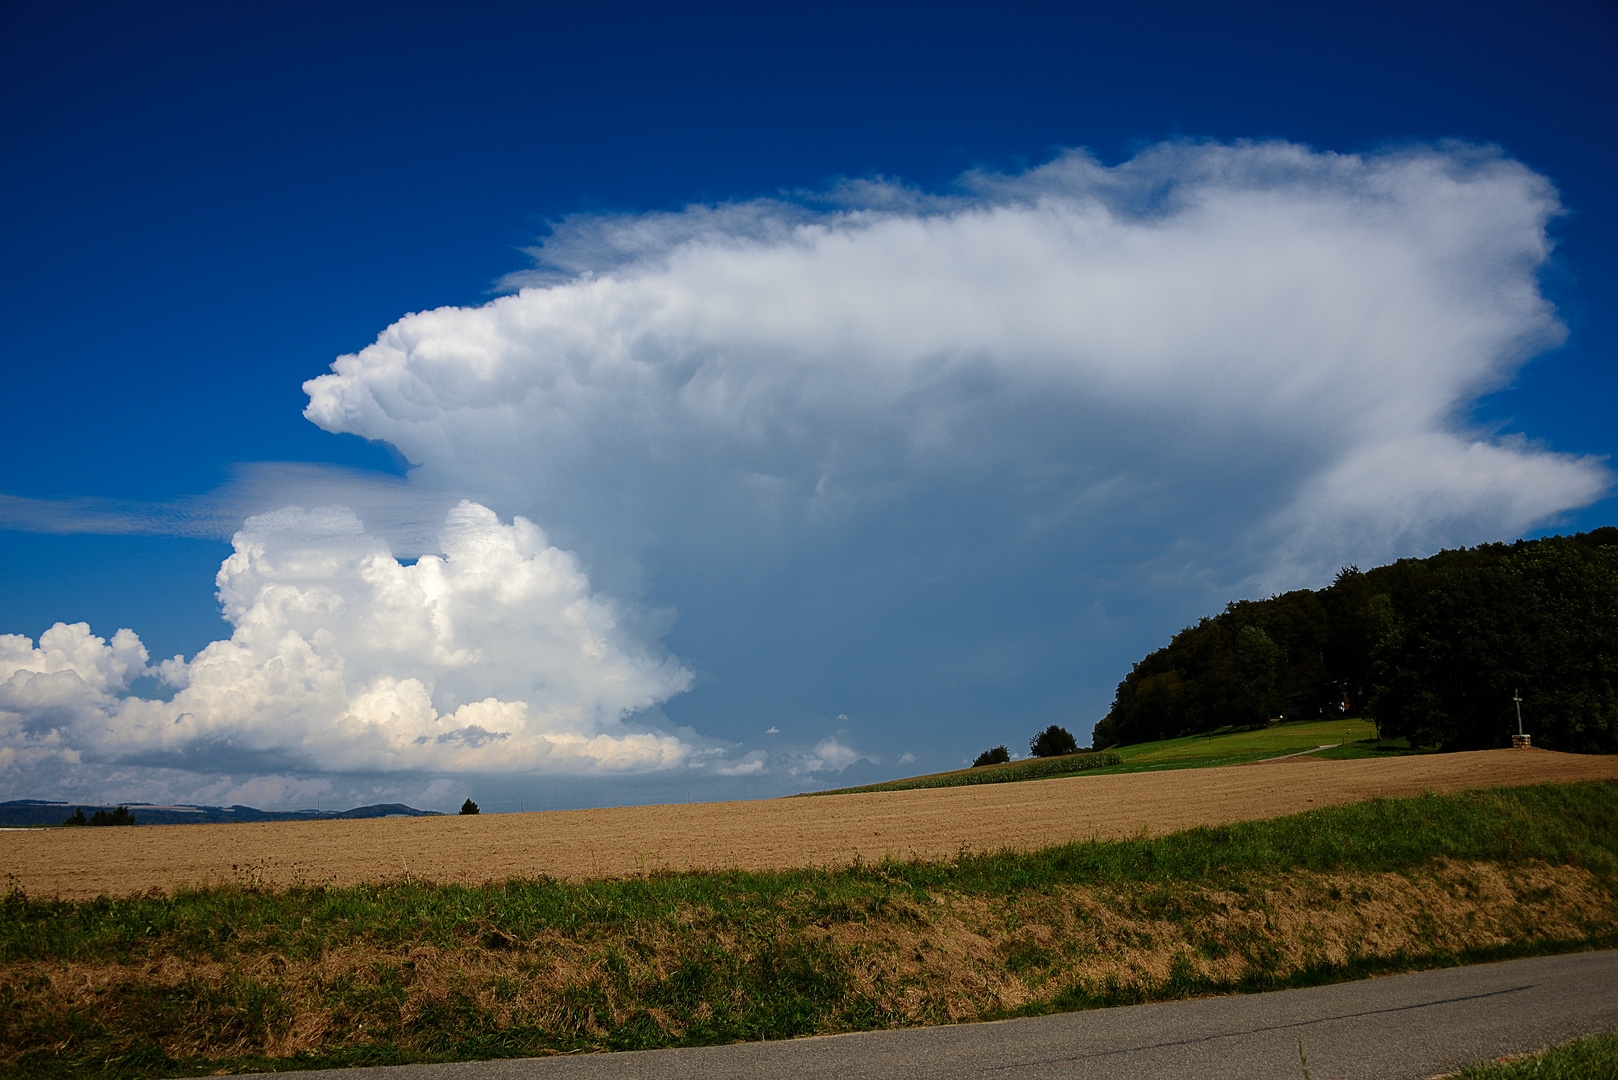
[807,751,1125,795]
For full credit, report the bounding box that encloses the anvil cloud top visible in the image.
[2,0,1613,812]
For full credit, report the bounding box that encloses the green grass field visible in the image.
[1098,716,1386,773]
[807,750,1123,796]
[814,717,1395,796]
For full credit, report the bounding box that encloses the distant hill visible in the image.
[0,800,442,828]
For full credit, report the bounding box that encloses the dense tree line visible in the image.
[61,805,136,826]
[1092,528,1617,754]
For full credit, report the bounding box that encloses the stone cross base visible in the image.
[1512,733,1532,749]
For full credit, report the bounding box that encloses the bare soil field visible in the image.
[5,748,1616,900]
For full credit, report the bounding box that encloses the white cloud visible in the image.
[0,502,695,782]
[0,463,459,555]
[713,750,766,776]
[898,752,917,766]
[304,141,1606,599]
[801,736,862,773]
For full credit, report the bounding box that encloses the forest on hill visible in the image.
[1092,528,1618,754]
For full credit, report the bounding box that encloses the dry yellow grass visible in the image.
[3,860,1607,1060]
[5,748,1616,900]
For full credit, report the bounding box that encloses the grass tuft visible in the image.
[1452,1029,1618,1079]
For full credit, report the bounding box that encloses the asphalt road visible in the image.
[277,951,1618,1080]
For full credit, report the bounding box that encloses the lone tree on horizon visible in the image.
[460,799,480,815]
[1029,725,1079,758]
[973,745,1011,767]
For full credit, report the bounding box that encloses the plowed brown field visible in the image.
[6,748,1616,900]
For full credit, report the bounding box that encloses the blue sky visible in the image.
[2,0,1614,812]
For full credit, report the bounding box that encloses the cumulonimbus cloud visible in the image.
[4,140,1610,803]
[303,141,1608,595]
[0,502,694,779]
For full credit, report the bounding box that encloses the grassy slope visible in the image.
[815,718,1389,796]
[1313,735,1432,761]
[1097,716,1384,773]
[807,750,1123,796]
[1454,1029,1618,1079]
[2,781,1615,1078]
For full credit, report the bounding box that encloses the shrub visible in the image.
[62,807,88,827]
[1029,725,1079,758]
[86,806,136,826]
[972,746,1011,767]
[460,799,480,815]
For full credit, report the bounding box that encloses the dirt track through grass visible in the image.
[5,749,1617,899]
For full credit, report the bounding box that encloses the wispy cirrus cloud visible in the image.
[0,464,462,556]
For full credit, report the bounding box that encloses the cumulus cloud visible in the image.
[799,736,863,774]
[713,750,766,776]
[0,502,695,785]
[304,141,1607,597]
